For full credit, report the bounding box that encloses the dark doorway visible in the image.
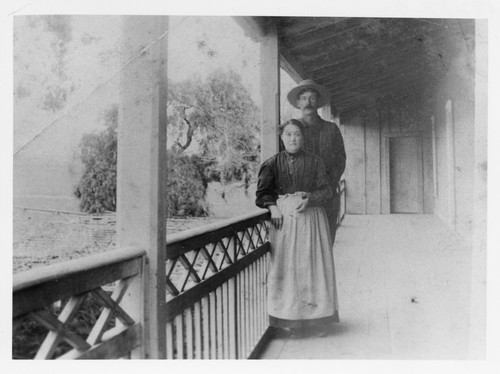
[389,136,424,213]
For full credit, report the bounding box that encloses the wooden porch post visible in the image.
[260,21,280,161]
[117,16,168,359]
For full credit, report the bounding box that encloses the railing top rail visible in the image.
[13,246,146,293]
[339,179,346,192]
[166,209,269,246]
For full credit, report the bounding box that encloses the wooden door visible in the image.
[389,136,423,213]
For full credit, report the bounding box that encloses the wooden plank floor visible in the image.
[258,214,474,359]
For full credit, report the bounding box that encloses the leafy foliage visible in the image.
[166,151,209,217]
[74,105,117,213]
[73,105,209,217]
[74,69,260,217]
[167,68,260,185]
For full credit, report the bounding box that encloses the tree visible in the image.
[167,68,260,186]
[74,105,210,217]
[74,105,117,213]
[75,69,260,216]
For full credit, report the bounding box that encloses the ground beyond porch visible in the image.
[258,214,474,359]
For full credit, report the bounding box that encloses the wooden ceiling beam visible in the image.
[272,17,462,115]
[278,17,352,36]
[284,18,437,55]
[306,45,421,78]
[313,57,436,87]
[290,25,456,70]
[281,18,371,49]
[310,36,454,84]
[314,56,424,86]
[285,25,379,54]
[333,80,430,114]
[334,95,369,113]
[324,62,441,98]
[280,47,308,82]
[328,72,436,108]
[281,18,455,55]
[331,66,436,93]
[297,29,451,73]
[306,29,452,70]
[332,80,425,106]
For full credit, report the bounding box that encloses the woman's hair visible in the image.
[279,119,305,136]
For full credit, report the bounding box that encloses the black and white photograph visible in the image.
[3,0,499,370]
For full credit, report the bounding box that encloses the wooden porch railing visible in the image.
[12,181,345,359]
[12,247,146,359]
[12,210,271,359]
[164,209,271,359]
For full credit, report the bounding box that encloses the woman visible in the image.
[256,119,339,338]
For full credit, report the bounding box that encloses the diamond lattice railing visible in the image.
[14,278,137,360]
[164,212,272,359]
[165,219,270,299]
[13,249,145,360]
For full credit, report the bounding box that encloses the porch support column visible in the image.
[117,16,168,359]
[260,21,280,161]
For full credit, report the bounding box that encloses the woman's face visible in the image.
[281,123,304,154]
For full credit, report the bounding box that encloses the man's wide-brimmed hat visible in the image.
[287,79,330,109]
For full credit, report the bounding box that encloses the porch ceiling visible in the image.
[264,17,473,114]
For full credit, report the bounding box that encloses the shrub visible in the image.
[74,105,117,213]
[166,151,208,217]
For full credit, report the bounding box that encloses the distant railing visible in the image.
[164,210,271,359]
[338,179,346,225]
[12,247,146,359]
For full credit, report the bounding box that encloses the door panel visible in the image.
[389,136,423,213]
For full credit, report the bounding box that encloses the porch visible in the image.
[258,214,472,359]
[12,15,487,360]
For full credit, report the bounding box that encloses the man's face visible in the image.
[296,89,320,114]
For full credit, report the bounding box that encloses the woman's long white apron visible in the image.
[268,193,339,321]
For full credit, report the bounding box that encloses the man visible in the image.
[286,79,346,243]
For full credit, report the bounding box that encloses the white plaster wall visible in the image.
[428,28,476,241]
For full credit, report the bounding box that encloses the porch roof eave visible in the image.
[232,16,306,83]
